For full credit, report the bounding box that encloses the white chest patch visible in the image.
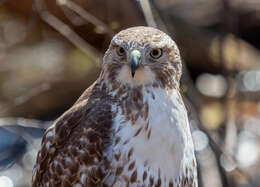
[106,87,196,186]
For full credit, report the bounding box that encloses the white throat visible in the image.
[107,87,196,186]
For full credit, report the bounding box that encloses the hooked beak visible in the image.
[130,50,141,78]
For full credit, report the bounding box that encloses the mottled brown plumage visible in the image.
[32,26,197,187]
[32,82,114,186]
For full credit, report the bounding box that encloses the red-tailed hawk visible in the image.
[32,26,197,187]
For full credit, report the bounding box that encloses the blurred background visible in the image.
[0,0,260,186]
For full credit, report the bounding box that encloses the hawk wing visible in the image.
[32,81,114,187]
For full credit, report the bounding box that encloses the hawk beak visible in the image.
[130,50,141,78]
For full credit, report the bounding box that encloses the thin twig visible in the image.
[60,6,87,26]
[34,0,102,66]
[57,0,114,36]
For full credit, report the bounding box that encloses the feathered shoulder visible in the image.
[32,81,114,186]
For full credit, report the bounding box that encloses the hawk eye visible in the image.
[150,48,162,59]
[116,46,125,56]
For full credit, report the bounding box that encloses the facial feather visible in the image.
[102,26,182,90]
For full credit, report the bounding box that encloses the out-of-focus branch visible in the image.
[34,0,102,66]
[0,83,51,116]
[137,0,157,27]
[0,117,51,129]
[57,0,115,36]
[60,6,87,26]
[150,2,260,73]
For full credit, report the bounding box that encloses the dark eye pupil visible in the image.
[152,50,159,56]
[119,47,124,54]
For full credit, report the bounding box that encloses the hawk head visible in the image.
[102,26,182,89]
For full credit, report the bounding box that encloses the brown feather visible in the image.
[32,81,114,187]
